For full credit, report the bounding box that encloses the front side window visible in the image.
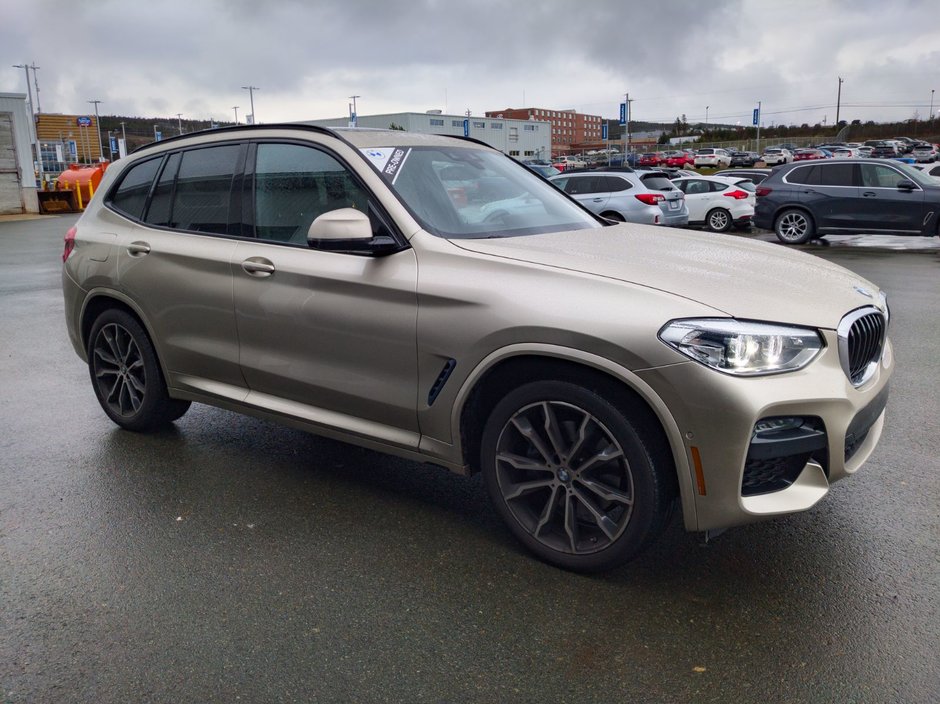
[109,157,162,219]
[360,146,600,238]
[253,143,371,244]
[860,164,906,188]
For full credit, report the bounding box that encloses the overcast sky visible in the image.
[2,0,939,129]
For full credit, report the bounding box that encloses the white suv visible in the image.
[762,148,793,165]
[693,148,732,168]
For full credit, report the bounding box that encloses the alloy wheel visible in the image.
[494,400,635,555]
[92,323,147,417]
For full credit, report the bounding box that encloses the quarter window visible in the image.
[109,157,162,219]
[144,152,181,226]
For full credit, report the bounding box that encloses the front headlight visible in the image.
[658,319,824,376]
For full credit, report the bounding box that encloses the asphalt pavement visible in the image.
[1,215,938,703]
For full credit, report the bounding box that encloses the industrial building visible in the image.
[0,93,39,214]
[306,112,551,160]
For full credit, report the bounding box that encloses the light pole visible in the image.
[835,76,843,127]
[349,95,361,126]
[705,105,709,132]
[176,113,184,135]
[242,86,258,124]
[232,106,239,124]
[88,99,103,162]
[930,90,935,121]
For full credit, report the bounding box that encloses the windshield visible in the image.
[361,146,602,238]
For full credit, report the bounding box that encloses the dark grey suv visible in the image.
[754,159,940,244]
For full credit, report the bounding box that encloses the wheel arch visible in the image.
[453,347,696,527]
[79,290,159,364]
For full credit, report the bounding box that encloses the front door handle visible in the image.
[241,257,276,277]
[127,241,150,257]
[862,191,877,197]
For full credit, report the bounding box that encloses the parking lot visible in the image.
[1,214,938,703]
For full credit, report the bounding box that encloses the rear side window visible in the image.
[787,165,820,185]
[640,175,675,191]
[170,145,241,234]
[109,157,162,219]
[563,177,599,195]
[819,164,857,186]
[144,152,181,226]
[602,176,632,192]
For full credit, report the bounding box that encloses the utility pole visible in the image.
[88,99,103,162]
[30,62,41,113]
[835,76,843,128]
[705,105,709,133]
[176,113,184,135]
[232,106,239,124]
[930,90,935,122]
[242,86,258,124]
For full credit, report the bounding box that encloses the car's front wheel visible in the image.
[706,208,733,232]
[480,380,673,572]
[774,208,815,244]
[87,309,191,431]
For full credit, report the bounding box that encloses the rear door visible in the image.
[560,175,609,213]
[113,144,246,394]
[673,178,713,221]
[790,162,860,231]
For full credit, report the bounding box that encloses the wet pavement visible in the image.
[1,215,938,703]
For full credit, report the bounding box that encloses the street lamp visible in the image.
[232,106,239,124]
[930,90,935,121]
[705,105,709,132]
[88,99,103,161]
[176,113,184,135]
[349,95,361,126]
[242,85,258,124]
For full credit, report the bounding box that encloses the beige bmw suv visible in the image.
[62,126,892,571]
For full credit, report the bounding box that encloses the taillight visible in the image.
[635,193,665,205]
[723,190,749,200]
[62,226,77,262]
[755,186,773,197]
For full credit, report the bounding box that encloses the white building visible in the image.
[0,93,39,214]
[305,112,551,161]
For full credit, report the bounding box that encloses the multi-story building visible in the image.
[485,107,604,156]
[306,111,551,161]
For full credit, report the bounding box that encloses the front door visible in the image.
[855,162,926,234]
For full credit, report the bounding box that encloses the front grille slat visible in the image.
[840,309,885,386]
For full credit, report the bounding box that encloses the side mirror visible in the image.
[306,207,402,257]
[896,180,916,192]
[307,208,372,242]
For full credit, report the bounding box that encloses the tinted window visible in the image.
[144,152,181,226]
[818,163,857,186]
[679,179,710,195]
[564,176,599,195]
[709,182,728,192]
[110,157,162,219]
[171,145,240,234]
[787,165,820,185]
[253,143,369,243]
[639,175,675,191]
[602,176,632,192]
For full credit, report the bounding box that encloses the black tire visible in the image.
[480,380,673,572]
[87,309,191,431]
[602,212,625,223]
[705,208,733,232]
[773,208,815,244]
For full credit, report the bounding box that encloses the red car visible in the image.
[639,152,665,166]
[793,149,827,161]
[664,151,695,167]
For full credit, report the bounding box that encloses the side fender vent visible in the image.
[427,358,457,406]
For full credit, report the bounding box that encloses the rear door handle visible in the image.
[241,257,275,277]
[592,197,604,202]
[127,241,150,257]
[862,191,877,197]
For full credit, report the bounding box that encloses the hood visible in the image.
[449,225,882,329]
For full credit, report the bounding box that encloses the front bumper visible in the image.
[636,330,893,532]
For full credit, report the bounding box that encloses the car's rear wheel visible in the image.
[774,208,815,244]
[601,211,625,222]
[87,309,191,431]
[481,380,672,572]
[706,208,732,232]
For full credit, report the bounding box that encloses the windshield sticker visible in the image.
[360,147,412,183]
